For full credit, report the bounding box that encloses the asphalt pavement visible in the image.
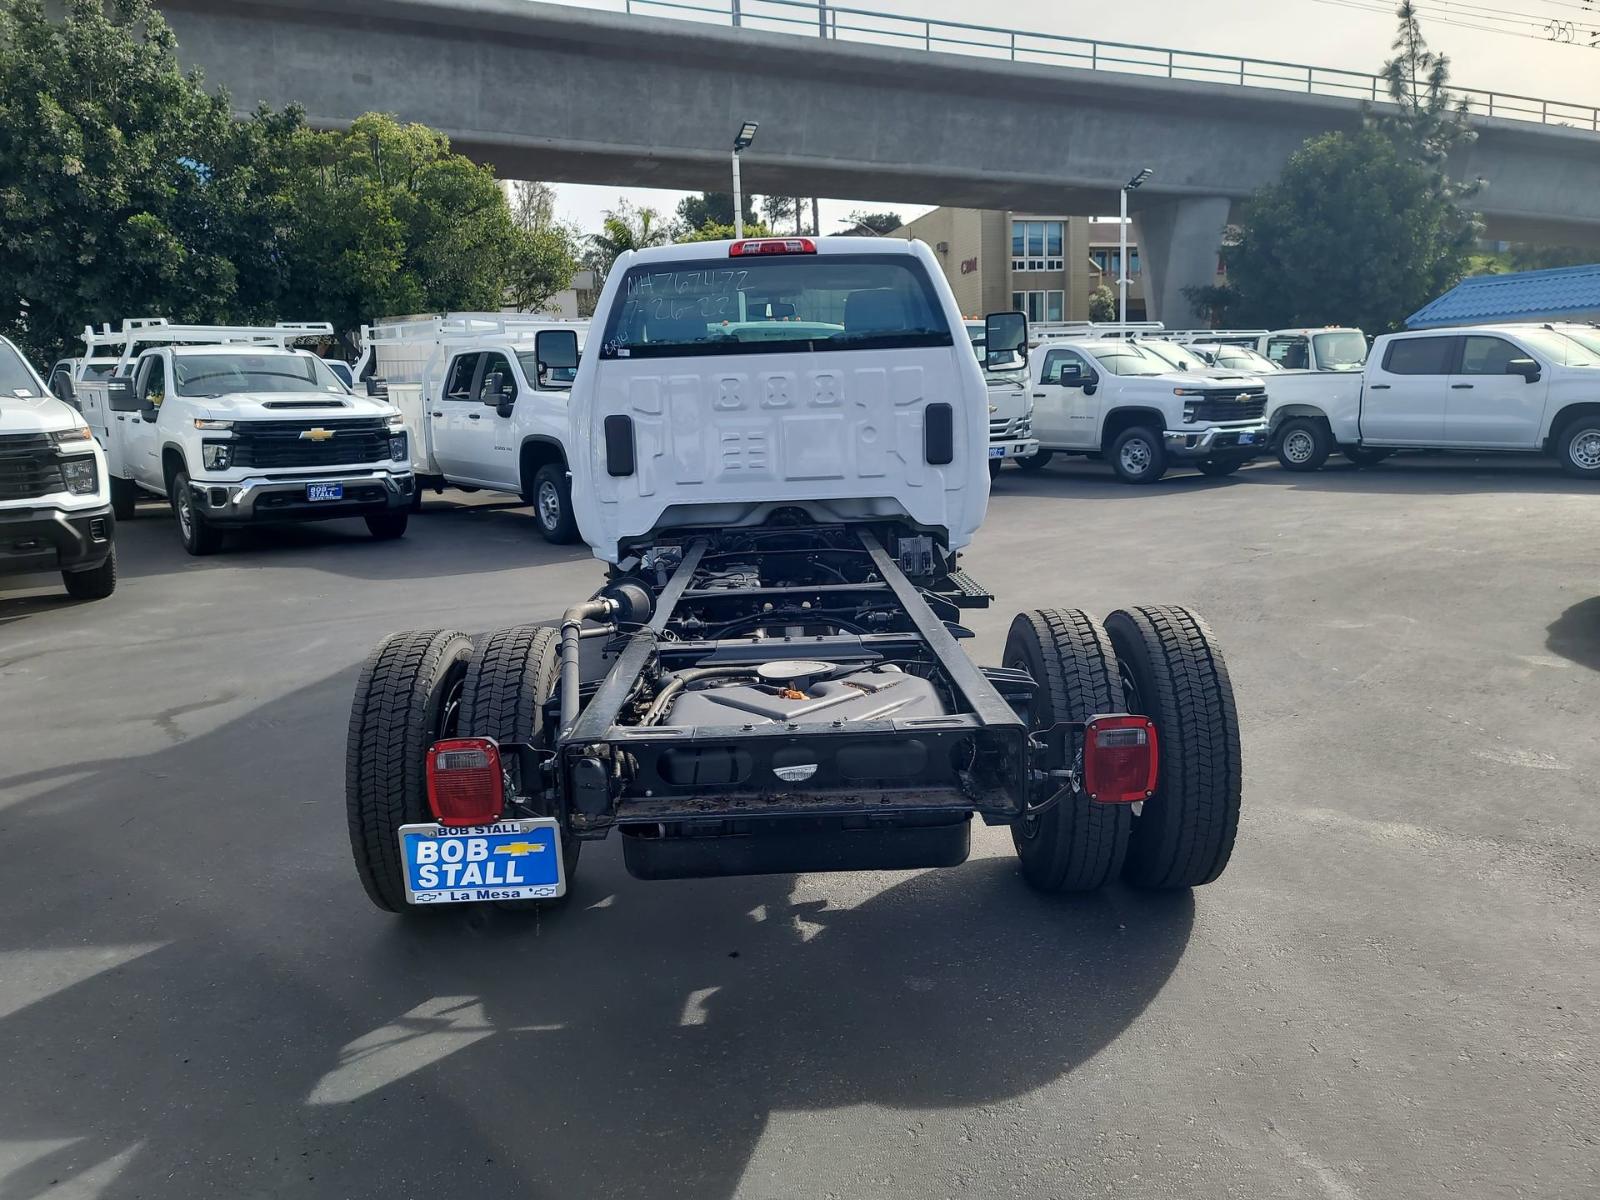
[2,454,1597,1200]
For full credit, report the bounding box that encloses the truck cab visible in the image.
[1022,338,1270,482]
[0,335,116,599]
[964,320,1039,476]
[1258,327,1369,373]
[356,315,588,542]
[76,320,414,555]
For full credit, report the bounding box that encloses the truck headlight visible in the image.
[389,431,408,461]
[51,425,94,445]
[61,456,98,496]
[387,413,405,428]
[201,440,232,470]
[193,419,233,431]
[1183,402,1197,424]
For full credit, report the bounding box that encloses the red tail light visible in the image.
[729,238,816,257]
[425,738,504,826]
[1082,715,1158,805]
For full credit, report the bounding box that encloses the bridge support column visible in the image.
[1133,196,1231,329]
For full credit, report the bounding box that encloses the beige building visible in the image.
[891,208,1147,322]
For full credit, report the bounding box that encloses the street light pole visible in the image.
[732,121,759,240]
[1120,167,1153,325]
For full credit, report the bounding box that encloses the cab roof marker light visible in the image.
[729,238,817,258]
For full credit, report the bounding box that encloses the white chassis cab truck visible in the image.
[1264,323,1600,476]
[344,235,1242,915]
[964,320,1039,476]
[355,315,588,542]
[75,320,414,555]
[0,335,117,599]
[1020,337,1271,482]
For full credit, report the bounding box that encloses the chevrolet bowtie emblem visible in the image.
[494,842,546,857]
[988,404,998,413]
[299,427,335,442]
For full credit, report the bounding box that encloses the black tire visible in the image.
[62,545,117,600]
[1553,415,1600,480]
[110,477,139,521]
[1108,426,1167,484]
[1343,446,1393,467]
[530,463,580,544]
[171,469,224,555]
[345,630,475,913]
[1196,458,1243,478]
[988,458,1003,479]
[1004,609,1131,893]
[1015,449,1053,472]
[365,511,408,540]
[1104,606,1241,890]
[460,625,580,901]
[1275,417,1331,471]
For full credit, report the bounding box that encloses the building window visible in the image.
[1014,290,1065,323]
[1089,248,1141,278]
[1011,220,1064,272]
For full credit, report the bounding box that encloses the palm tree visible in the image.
[586,201,671,282]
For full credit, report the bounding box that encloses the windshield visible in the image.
[1084,342,1178,376]
[1139,341,1211,372]
[1552,327,1600,365]
[600,254,951,358]
[516,350,577,388]
[0,341,44,397]
[1313,331,1369,370]
[1216,347,1279,371]
[173,353,349,397]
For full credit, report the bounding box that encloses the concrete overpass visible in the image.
[158,0,1600,325]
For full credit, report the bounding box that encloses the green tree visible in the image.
[675,191,754,234]
[1087,285,1116,322]
[1186,4,1479,333]
[505,180,578,313]
[841,210,904,236]
[677,219,772,243]
[585,201,671,281]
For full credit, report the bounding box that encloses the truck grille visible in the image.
[990,417,1029,439]
[229,419,390,469]
[1189,393,1266,422]
[0,433,65,501]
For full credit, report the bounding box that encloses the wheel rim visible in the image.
[437,672,464,741]
[1571,427,1600,470]
[537,480,562,529]
[1119,437,1152,475]
[176,487,193,539]
[1118,660,1144,715]
[1283,429,1315,464]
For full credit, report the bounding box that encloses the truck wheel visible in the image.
[1104,606,1241,889]
[1275,418,1330,471]
[1343,446,1393,467]
[171,470,224,555]
[62,545,117,600]
[1005,609,1130,893]
[1109,427,1167,484]
[1196,458,1243,477]
[460,625,580,902]
[110,477,139,521]
[1554,416,1600,479]
[1016,449,1053,472]
[365,512,408,540]
[345,630,475,913]
[531,464,579,544]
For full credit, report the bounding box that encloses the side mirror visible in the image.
[535,329,579,376]
[984,310,1028,369]
[1083,371,1100,397]
[53,374,78,405]
[365,377,388,398]
[1506,358,1541,383]
[105,375,141,413]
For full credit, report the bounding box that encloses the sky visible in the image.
[540,0,1599,235]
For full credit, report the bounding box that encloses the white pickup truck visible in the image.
[964,320,1038,475]
[76,320,414,555]
[355,315,587,542]
[1264,323,1600,477]
[1018,338,1270,482]
[0,335,117,598]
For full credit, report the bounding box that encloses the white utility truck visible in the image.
[344,235,1243,917]
[1020,337,1270,482]
[76,320,414,555]
[964,319,1039,475]
[1265,323,1600,476]
[355,315,588,541]
[0,335,116,598]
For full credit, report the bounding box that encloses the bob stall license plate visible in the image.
[306,483,343,501]
[398,818,566,904]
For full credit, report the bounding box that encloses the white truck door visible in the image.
[1031,347,1099,449]
[1360,335,1451,445]
[127,354,165,488]
[1445,334,1548,449]
[429,352,483,483]
[471,350,523,489]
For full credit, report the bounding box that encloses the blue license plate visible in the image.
[1238,433,1257,445]
[398,818,565,904]
[306,483,343,501]
[988,446,1006,458]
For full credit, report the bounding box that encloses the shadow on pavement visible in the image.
[0,668,1194,1199]
[1547,597,1600,672]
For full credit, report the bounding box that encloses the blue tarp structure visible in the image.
[1407,263,1600,328]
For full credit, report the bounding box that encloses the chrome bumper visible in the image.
[1162,424,1269,460]
[188,470,414,523]
[989,438,1041,460]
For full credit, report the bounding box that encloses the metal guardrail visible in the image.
[598,0,1600,133]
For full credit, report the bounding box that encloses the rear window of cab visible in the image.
[599,254,953,359]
